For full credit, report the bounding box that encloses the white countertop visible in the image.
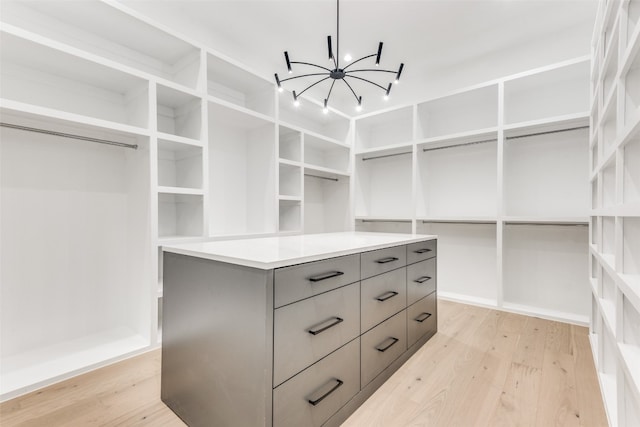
[162,232,436,269]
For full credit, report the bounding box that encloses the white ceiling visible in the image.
[123,0,598,116]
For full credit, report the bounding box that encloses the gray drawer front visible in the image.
[361,245,406,279]
[361,267,406,332]
[361,310,407,388]
[274,253,360,308]
[273,282,360,386]
[406,258,436,306]
[407,292,437,348]
[406,240,437,265]
[273,339,360,427]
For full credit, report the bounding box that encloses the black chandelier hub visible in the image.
[330,69,346,80]
[275,0,404,112]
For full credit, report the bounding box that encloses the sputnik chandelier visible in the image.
[274,0,404,113]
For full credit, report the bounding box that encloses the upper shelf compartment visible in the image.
[0,30,149,130]
[355,106,413,151]
[207,53,275,118]
[416,84,498,139]
[278,91,350,144]
[0,1,202,89]
[505,60,590,125]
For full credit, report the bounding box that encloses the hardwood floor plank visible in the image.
[0,302,606,427]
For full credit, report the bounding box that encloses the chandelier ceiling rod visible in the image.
[274,0,404,113]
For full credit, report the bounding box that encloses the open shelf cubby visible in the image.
[601,92,618,151]
[0,125,151,399]
[278,92,350,143]
[504,127,589,217]
[156,84,202,140]
[157,138,203,190]
[279,162,301,198]
[0,1,202,89]
[207,53,275,117]
[355,150,413,219]
[158,193,203,238]
[418,222,498,305]
[279,125,302,162]
[304,173,350,234]
[602,216,616,258]
[623,217,640,275]
[417,84,498,138]
[625,52,640,127]
[304,134,350,173]
[503,223,590,322]
[208,102,276,236]
[0,31,149,129]
[355,106,413,151]
[279,199,301,232]
[416,140,497,218]
[505,60,590,124]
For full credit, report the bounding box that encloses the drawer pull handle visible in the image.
[414,248,432,254]
[308,271,344,282]
[375,291,398,302]
[376,257,399,264]
[376,337,400,352]
[308,316,344,335]
[308,378,344,406]
[415,312,432,323]
[414,276,432,284]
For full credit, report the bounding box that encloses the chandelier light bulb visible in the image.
[355,105,362,112]
[294,99,300,107]
[323,107,329,114]
[278,87,283,92]
[344,53,352,62]
[383,94,389,101]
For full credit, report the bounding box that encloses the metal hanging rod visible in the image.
[362,151,412,161]
[505,125,589,141]
[422,138,497,152]
[505,222,588,227]
[359,218,411,223]
[421,125,590,153]
[0,122,139,150]
[304,173,339,182]
[421,220,496,225]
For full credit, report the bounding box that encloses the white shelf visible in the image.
[356,142,414,158]
[278,195,301,202]
[502,216,589,225]
[355,106,413,151]
[417,127,498,150]
[0,328,148,401]
[157,132,202,147]
[157,139,203,190]
[0,1,202,89]
[355,216,412,223]
[418,216,497,224]
[207,53,274,118]
[503,112,589,138]
[304,164,350,179]
[158,193,203,238]
[156,84,202,140]
[1,29,150,129]
[157,186,204,196]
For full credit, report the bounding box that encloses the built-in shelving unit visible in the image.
[590,1,640,425]
[0,0,353,402]
[354,55,592,326]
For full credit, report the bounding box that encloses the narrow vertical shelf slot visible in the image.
[600,327,619,426]
[504,127,589,218]
[156,84,202,140]
[208,102,276,236]
[602,163,617,208]
[417,85,498,138]
[279,199,301,232]
[602,216,616,260]
[627,0,640,50]
[304,134,350,174]
[355,106,413,151]
[417,139,497,219]
[0,1,202,89]
[624,136,640,206]
[624,53,640,127]
[355,150,413,220]
[623,217,640,275]
[279,126,302,162]
[157,139,203,190]
[207,53,275,117]
[602,34,620,104]
[279,163,301,198]
[418,222,498,306]
[592,178,599,210]
[0,32,150,129]
[503,223,590,322]
[592,142,599,172]
[505,61,590,124]
[304,173,350,234]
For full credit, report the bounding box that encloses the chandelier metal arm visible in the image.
[345,68,397,74]
[297,76,332,98]
[342,54,376,71]
[280,72,329,83]
[326,79,337,103]
[341,78,361,103]
[290,61,332,72]
[344,75,387,91]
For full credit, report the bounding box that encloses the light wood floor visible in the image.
[0,300,608,427]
